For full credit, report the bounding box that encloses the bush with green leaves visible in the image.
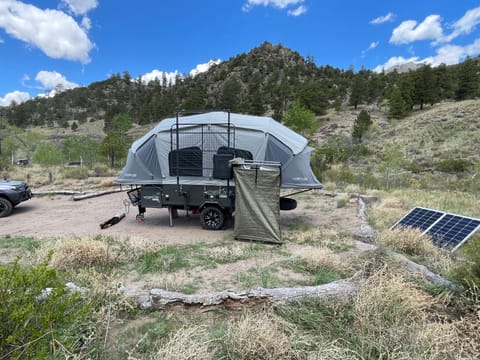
[436,158,471,173]
[63,166,90,180]
[449,237,480,291]
[0,257,92,359]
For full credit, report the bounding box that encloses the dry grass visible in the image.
[150,325,213,360]
[122,236,166,259]
[367,194,410,230]
[376,227,453,274]
[352,269,476,359]
[377,227,438,256]
[224,311,301,360]
[35,236,121,271]
[294,246,354,276]
[203,244,252,263]
[306,342,358,360]
[354,270,433,331]
[290,228,353,251]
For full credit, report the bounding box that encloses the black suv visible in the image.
[0,180,32,217]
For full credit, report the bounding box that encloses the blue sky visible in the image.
[1,0,480,106]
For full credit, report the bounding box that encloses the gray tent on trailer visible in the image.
[116,111,322,189]
[116,111,321,233]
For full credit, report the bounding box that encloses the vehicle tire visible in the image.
[200,206,224,230]
[280,197,297,211]
[0,198,13,218]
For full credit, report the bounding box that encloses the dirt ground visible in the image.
[0,189,363,244]
[0,189,366,292]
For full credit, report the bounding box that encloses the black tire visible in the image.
[0,198,13,218]
[280,197,297,211]
[200,206,224,230]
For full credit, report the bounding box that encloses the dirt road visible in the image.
[0,190,362,244]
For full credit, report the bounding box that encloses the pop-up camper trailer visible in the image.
[116,111,322,234]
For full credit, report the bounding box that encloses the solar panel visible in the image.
[391,207,480,251]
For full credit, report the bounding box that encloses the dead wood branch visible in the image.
[353,240,459,291]
[123,278,361,310]
[33,190,86,196]
[72,189,124,201]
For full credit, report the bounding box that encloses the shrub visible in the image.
[152,325,212,360]
[0,258,91,358]
[37,236,122,272]
[63,166,89,180]
[436,158,471,173]
[92,163,115,177]
[449,236,480,290]
[223,312,301,360]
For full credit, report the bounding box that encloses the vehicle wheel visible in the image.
[200,206,224,230]
[0,198,13,218]
[280,197,297,211]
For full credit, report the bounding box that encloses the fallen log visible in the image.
[72,188,124,201]
[353,240,459,291]
[32,190,86,196]
[122,277,361,310]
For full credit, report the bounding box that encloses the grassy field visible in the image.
[1,101,480,358]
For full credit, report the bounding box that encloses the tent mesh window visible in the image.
[169,124,235,177]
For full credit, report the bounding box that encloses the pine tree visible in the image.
[349,73,367,109]
[389,87,407,119]
[434,64,455,99]
[352,110,372,142]
[413,65,437,109]
[456,58,479,100]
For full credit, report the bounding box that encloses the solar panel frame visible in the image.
[390,206,444,232]
[390,206,480,252]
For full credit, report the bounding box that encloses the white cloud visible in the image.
[0,90,30,106]
[361,41,379,57]
[242,0,304,12]
[370,12,395,25]
[374,37,480,73]
[373,56,420,73]
[287,5,307,17]
[35,70,79,90]
[61,0,98,16]
[423,39,480,66]
[0,0,94,63]
[190,59,222,77]
[140,59,222,86]
[141,70,181,86]
[443,6,480,43]
[81,16,91,30]
[390,15,444,44]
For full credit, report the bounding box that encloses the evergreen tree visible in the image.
[219,76,242,111]
[413,65,437,109]
[456,58,479,100]
[99,131,128,168]
[434,63,455,100]
[389,87,407,119]
[352,110,372,142]
[399,72,415,112]
[297,81,328,115]
[349,71,368,109]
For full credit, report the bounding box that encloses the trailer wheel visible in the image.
[200,206,224,230]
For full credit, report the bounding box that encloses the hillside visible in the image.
[1,42,478,133]
[317,100,480,166]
